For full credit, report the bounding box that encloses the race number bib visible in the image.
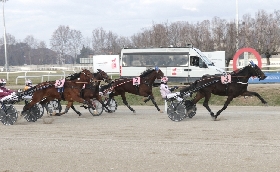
[221,75,231,84]
[55,79,65,88]
[133,77,140,85]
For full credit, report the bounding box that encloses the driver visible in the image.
[24,79,32,91]
[23,79,33,101]
[160,76,186,101]
[0,79,18,102]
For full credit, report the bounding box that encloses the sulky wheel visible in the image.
[104,98,118,113]
[89,99,103,116]
[46,100,62,114]
[167,101,187,122]
[37,103,44,119]
[24,104,41,122]
[0,105,18,125]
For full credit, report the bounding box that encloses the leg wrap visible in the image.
[151,98,160,111]
[63,107,70,114]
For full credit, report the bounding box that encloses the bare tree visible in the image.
[188,20,214,51]
[225,21,238,67]
[50,25,71,65]
[105,31,119,55]
[131,29,152,48]
[23,35,38,65]
[24,35,38,48]
[83,36,92,49]
[92,27,107,55]
[38,41,47,49]
[150,22,168,47]
[69,29,83,64]
[247,10,280,65]
[115,36,131,54]
[211,17,228,50]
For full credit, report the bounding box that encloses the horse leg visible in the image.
[143,96,151,103]
[99,95,112,113]
[148,95,162,113]
[121,93,135,113]
[241,91,267,105]
[70,105,82,116]
[73,97,96,116]
[22,100,39,116]
[55,102,73,116]
[78,98,95,111]
[202,98,215,118]
[214,96,233,120]
[101,100,112,112]
[194,91,214,118]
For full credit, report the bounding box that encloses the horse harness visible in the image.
[225,74,249,95]
[134,77,152,94]
[57,80,92,99]
[102,78,151,95]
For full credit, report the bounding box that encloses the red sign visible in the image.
[233,47,262,71]
[171,67,177,76]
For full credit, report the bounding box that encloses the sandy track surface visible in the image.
[1,105,280,172]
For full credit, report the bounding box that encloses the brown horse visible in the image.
[180,61,267,120]
[22,69,94,118]
[70,69,112,115]
[103,67,164,113]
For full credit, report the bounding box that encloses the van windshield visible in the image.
[193,48,215,66]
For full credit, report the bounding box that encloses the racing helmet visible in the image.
[25,79,32,86]
[161,76,168,83]
[0,79,6,87]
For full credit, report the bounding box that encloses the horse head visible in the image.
[80,69,94,83]
[155,68,164,80]
[249,61,267,81]
[96,69,111,83]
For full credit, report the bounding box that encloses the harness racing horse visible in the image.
[180,61,267,120]
[104,67,164,113]
[70,69,112,116]
[21,69,94,120]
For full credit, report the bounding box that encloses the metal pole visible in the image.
[235,0,239,67]
[2,0,8,72]
[235,0,239,51]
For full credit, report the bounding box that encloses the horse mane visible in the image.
[93,72,98,77]
[65,72,81,80]
[232,65,247,74]
[140,68,155,77]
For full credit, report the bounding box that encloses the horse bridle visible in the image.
[97,70,109,82]
[81,70,94,83]
[250,64,262,79]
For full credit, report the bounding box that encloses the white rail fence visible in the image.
[15,71,67,84]
[0,64,121,84]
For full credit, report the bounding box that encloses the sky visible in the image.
[2,0,280,47]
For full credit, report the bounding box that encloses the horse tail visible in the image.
[180,77,220,95]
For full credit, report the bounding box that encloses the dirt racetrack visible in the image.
[1,104,280,172]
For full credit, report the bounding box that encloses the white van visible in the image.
[120,45,225,84]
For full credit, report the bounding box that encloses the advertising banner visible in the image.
[93,55,120,73]
[249,72,280,83]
